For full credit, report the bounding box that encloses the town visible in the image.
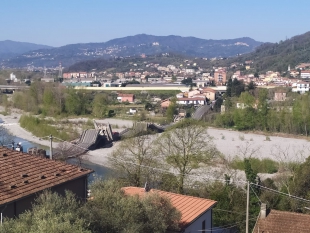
[2,1,310,232]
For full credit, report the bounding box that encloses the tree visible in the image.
[244,158,260,230]
[171,75,177,82]
[181,77,193,86]
[189,181,247,232]
[0,191,90,233]
[92,93,109,118]
[109,134,160,187]
[0,126,13,147]
[155,119,218,193]
[231,78,245,97]
[226,78,232,97]
[65,88,86,115]
[80,179,181,233]
[166,97,177,122]
[293,94,310,136]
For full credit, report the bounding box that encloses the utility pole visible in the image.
[246,180,250,233]
[49,135,53,160]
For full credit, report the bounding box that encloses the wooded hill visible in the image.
[2,34,262,68]
[220,31,310,73]
[66,53,212,73]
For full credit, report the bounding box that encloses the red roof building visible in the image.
[0,147,92,219]
[117,93,135,103]
[253,205,310,233]
[122,186,217,232]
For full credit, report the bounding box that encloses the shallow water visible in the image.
[10,135,112,183]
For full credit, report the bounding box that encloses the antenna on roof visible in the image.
[144,181,150,192]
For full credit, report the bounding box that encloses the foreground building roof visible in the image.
[122,186,217,228]
[253,209,310,233]
[0,147,92,205]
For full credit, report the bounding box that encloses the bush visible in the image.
[230,157,278,174]
[19,115,72,141]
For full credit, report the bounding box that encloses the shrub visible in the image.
[230,157,278,174]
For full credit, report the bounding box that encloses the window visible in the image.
[202,220,206,233]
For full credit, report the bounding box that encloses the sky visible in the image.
[1,0,310,47]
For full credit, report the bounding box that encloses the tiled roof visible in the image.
[118,93,134,97]
[177,97,205,101]
[122,187,217,228]
[253,209,310,233]
[0,147,92,205]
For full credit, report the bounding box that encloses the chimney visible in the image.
[260,203,267,219]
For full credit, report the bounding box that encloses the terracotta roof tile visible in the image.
[122,187,217,227]
[118,93,134,97]
[0,147,93,205]
[253,209,310,233]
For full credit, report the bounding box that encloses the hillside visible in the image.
[0,40,52,59]
[1,34,262,68]
[221,31,310,73]
[66,53,198,72]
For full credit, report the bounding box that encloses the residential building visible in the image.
[295,63,310,70]
[177,97,206,106]
[41,77,55,83]
[187,90,201,98]
[292,82,310,93]
[161,99,171,108]
[300,70,310,79]
[122,186,217,233]
[253,204,310,233]
[117,93,135,103]
[214,71,227,85]
[176,92,184,98]
[202,87,217,101]
[10,73,17,82]
[0,147,92,219]
[185,69,195,74]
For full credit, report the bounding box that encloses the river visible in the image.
[10,135,112,184]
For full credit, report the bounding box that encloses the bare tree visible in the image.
[109,133,160,187]
[270,144,308,195]
[54,141,87,166]
[154,120,218,194]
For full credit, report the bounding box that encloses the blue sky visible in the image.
[1,0,310,47]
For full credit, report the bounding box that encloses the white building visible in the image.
[301,70,310,79]
[10,73,17,82]
[177,97,206,106]
[292,82,310,93]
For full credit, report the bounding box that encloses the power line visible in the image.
[51,135,246,185]
[39,135,310,206]
[251,183,310,204]
[194,217,257,232]
[250,183,262,204]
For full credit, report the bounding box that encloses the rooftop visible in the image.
[118,93,134,97]
[122,186,217,228]
[0,147,93,206]
[253,209,310,233]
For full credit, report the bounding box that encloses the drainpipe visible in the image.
[1,205,7,225]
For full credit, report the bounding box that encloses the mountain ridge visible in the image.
[0,40,53,59]
[0,34,263,68]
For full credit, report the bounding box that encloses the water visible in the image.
[0,117,112,182]
[11,136,112,183]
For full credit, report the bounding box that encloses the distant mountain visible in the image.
[0,40,52,59]
[1,34,263,68]
[221,31,310,73]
